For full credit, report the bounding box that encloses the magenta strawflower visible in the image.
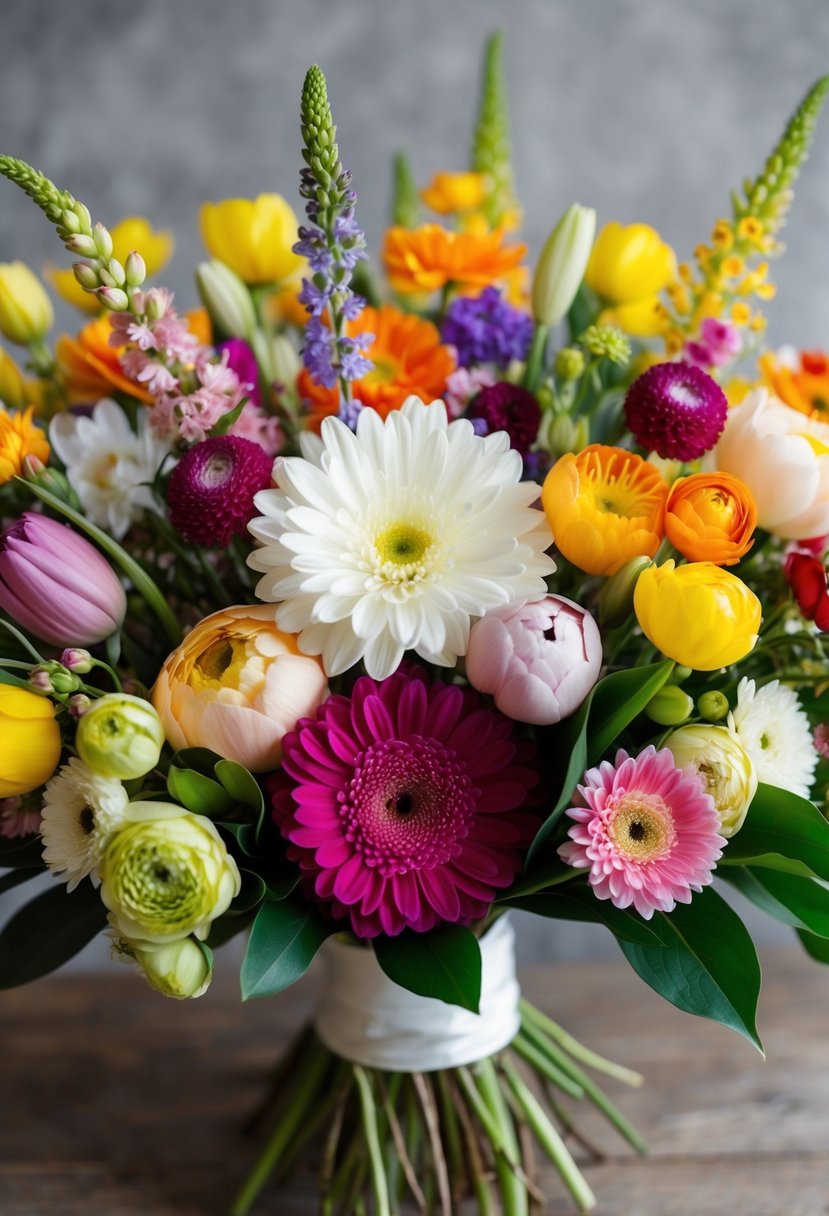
[167,435,273,546]
[466,382,541,457]
[270,667,539,937]
[624,361,728,460]
[558,746,724,920]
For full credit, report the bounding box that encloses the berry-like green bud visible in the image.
[546,413,589,458]
[579,324,631,366]
[554,346,586,381]
[645,685,694,726]
[697,690,730,721]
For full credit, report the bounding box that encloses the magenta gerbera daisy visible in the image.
[558,746,724,919]
[624,361,728,460]
[167,434,273,546]
[271,666,539,937]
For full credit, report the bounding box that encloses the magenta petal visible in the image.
[420,868,462,921]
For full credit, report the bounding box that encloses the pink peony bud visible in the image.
[466,595,602,725]
[0,513,127,646]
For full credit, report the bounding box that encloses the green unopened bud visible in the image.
[61,210,82,234]
[579,324,631,366]
[531,203,596,327]
[97,286,130,312]
[697,690,730,722]
[50,668,81,695]
[72,200,92,230]
[104,258,126,288]
[196,259,257,341]
[124,251,146,287]
[100,801,241,944]
[545,413,590,458]
[76,693,164,779]
[93,222,113,260]
[554,346,586,381]
[66,233,99,259]
[645,684,694,726]
[599,555,653,629]
[668,665,693,685]
[269,333,301,387]
[73,261,100,290]
[132,937,212,999]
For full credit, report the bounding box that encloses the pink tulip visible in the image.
[0,513,126,646]
[466,596,602,725]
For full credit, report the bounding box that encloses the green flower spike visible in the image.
[471,32,518,228]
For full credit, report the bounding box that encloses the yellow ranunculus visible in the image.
[421,171,487,215]
[585,222,676,337]
[46,216,174,313]
[0,684,61,797]
[0,261,54,345]
[199,194,305,285]
[633,560,761,671]
[664,723,757,837]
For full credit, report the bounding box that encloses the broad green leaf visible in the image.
[722,784,829,882]
[373,924,482,1013]
[798,929,829,963]
[171,746,224,776]
[526,660,674,867]
[618,886,762,1052]
[0,881,108,988]
[206,910,255,949]
[723,868,829,938]
[167,766,234,817]
[718,852,816,879]
[507,889,661,945]
[230,869,268,916]
[240,896,333,1000]
[214,759,265,813]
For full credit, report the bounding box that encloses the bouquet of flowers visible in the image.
[3,33,829,1215]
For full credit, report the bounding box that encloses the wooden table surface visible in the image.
[1,948,828,1216]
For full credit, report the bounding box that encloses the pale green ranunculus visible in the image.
[664,724,757,838]
[76,693,165,780]
[133,937,212,999]
[100,801,241,945]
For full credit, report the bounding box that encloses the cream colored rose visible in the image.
[664,724,757,838]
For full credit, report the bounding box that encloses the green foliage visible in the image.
[720,783,829,882]
[723,867,829,939]
[240,896,333,1000]
[0,881,107,989]
[373,923,482,1013]
[391,151,420,228]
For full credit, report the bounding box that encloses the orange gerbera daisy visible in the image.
[383,224,526,296]
[299,305,456,427]
[760,348,829,422]
[0,405,50,484]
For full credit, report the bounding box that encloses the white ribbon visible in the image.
[313,914,521,1070]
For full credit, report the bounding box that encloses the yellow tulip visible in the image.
[0,348,27,410]
[585,222,676,337]
[199,194,305,285]
[0,684,61,797]
[633,560,761,671]
[46,216,174,314]
[0,261,54,345]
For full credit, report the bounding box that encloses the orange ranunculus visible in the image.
[664,472,757,566]
[0,404,50,484]
[760,348,829,422]
[421,172,487,216]
[56,315,155,404]
[542,444,668,577]
[383,224,526,295]
[298,305,456,427]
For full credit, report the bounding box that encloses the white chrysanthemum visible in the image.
[248,397,556,679]
[729,678,818,799]
[41,757,130,891]
[49,399,172,539]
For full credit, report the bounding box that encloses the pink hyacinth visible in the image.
[271,666,540,937]
[558,746,724,920]
[466,596,602,725]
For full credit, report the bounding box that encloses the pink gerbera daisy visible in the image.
[270,666,539,937]
[558,746,724,920]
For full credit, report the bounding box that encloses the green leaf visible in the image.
[214,759,265,813]
[507,889,661,945]
[722,868,829,937]
[618,886,762,1052]
[240,897,333,1000]
[229,869,267,916]
[167,766,234,817]
[798,929,829,963]
[526,660,674,867]
[373,923,482,1013]
[0,881,108,988]
[208,396,248,437]
[171,747,224,776]
[722,784,829,882]
[0,668,32,689]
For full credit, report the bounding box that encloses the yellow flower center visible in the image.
[362,355,400,386]
[375,522,433,567]
[607,795,675,862]
[367,519,441,596]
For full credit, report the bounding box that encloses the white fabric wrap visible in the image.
[313,914,521,1070]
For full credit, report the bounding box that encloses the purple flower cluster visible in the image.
[442,286,533,369]
[294,165,373,389]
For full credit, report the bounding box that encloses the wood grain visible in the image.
[1,947,827,1214]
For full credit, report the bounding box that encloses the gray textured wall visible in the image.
[0,0,818,968]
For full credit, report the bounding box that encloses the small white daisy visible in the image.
[49,398,173,539]
[729,677,818,800]
[248,396,556,679]
[41,757,130,891]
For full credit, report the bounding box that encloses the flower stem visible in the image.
[0,619,43,663]
[352,1065,391,1216]
[474,1057,528,1216]
[18,478,183,647]
[519,999,644,1087]
[522,323,549,394]
[512,1032,584,1098]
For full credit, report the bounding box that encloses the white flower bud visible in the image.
[66,234,99,258]
[196,259,257,341]
[106,258,126,287]
[73,262,101,290]
[532,203,596,327]
[97,286,130,312]
[124,251,147,287]
[93,222,114,260]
